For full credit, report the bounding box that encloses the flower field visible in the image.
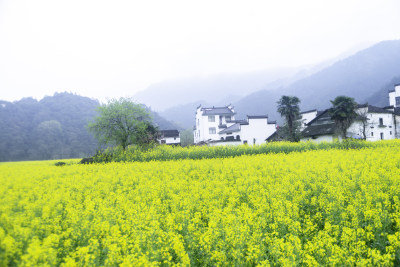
[1,144,400,265]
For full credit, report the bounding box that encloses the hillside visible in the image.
[234,40,400,122]
[365,76,400,107]
[133,65,326,112]
[0,92,178,161]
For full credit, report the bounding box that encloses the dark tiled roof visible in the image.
[302,123,336,137]
[231,119,248,125]
[160,130,179,138]
[267,121,276,124]
[266,130,283,142]
[201,106,235,115]
[389,89,396,93]
[305,109,331,126]
[247,115,268,119]
[394,83,400,87]
[218,123,240,134]
[367,105,393,114]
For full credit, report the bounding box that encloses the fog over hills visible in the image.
[134,65,327,112]
[234,40,400,122]
[159,40,400,127]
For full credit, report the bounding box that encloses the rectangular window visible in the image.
[390,131,392,135]
[209,127,216,134]
[380,132,384,140]
[161,140,166,144]
[225,115,231,122]
[379,118,383,126]
[396,96,400,106]
[371,132,374,137]
[208,116,215,122]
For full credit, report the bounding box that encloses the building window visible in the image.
[371,132,374,137]
[208,116,215,122]
[380,132,384,140]
[243,140,248,144]
[174,137,176,140]
[396,96,400,106]
[379,118,383,126]
[209,127,216,134]
[161,140,166,144]
[390,131,392,135]
[236,135,240,140]
[225,115,231,122]
[253,138,256,144]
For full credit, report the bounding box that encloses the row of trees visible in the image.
[277,95,358,142]
[88,98,194,150]
[89,95,360,151]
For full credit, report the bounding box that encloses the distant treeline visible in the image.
[0,92,179,162]
[0,93,99,161]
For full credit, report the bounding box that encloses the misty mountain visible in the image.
[0,92,178,161]
[133,65,328,112]
[233,40,400,122]
[365,76,400,107]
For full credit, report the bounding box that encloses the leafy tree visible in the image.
[277,95,301,141]
[88,98,156,150]
[329,96,358,139]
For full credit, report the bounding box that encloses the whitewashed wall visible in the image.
[389,85,400,107]
[193,106,236,144]
[240,118,276,145]
[347,112,395,141]
[300,110,318,130]
[160,136,181,144]
[301,135,335,143]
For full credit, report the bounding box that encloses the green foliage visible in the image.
[179,128,194,147]
[277,95,301,141]
[329,96,358,139]
[0,93,99,161]
[88,98,157,150]
[92,139,398,163]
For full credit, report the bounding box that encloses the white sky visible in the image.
[0,0,399,102]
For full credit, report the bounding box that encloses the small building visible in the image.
[158,130,180,145]
[193,105,277,146]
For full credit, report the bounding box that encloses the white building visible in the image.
[158,130,180,145]
[301,104,398,142]
[389,83,400,107]
[193,105,277,146]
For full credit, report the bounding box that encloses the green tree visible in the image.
[329,96,358,139]
[88,98,157,150]
[277,95,301,141]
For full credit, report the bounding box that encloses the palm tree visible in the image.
[277,95,301,141]
[329,96,358,139]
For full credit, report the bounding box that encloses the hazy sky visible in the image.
[0,0,399,102]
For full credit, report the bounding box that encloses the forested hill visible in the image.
[0,92,178,162]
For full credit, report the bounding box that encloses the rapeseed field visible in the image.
[1,143,400,266]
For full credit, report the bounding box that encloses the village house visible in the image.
[158,130,181,145]
[193,105,276,146]
[301,84,400,142]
